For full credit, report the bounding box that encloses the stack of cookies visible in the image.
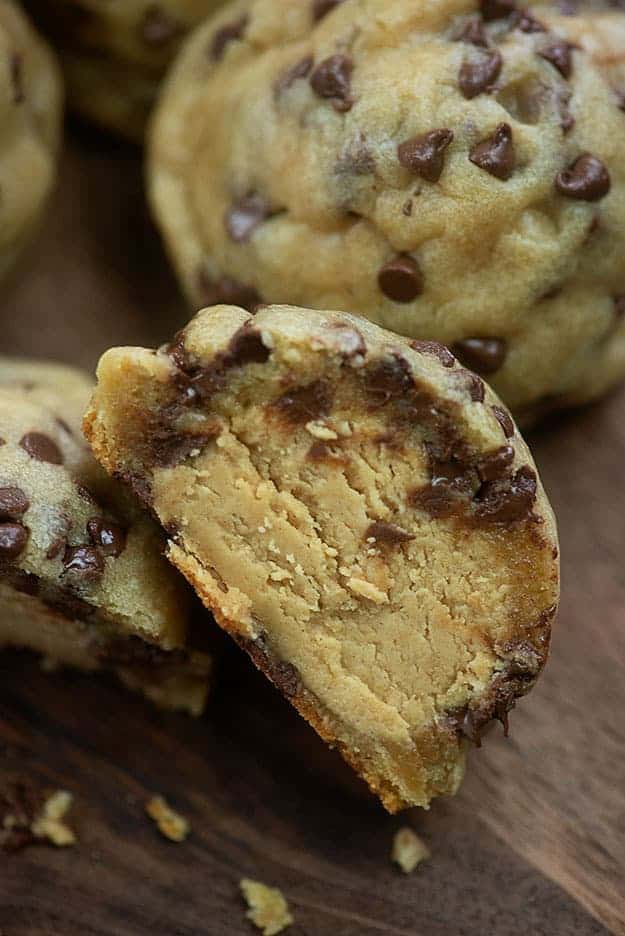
[2,0,624,812]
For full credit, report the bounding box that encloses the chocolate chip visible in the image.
[0,522,28,559]
[411,455,478,519]
[481,0,517,20]
[492,405,515,438]
[307,440,349,465]
[196,270,262,312]
[167,324,268,419]
[240,634,301,699]
[402,199,413,216]
[555,154,611,201]
[225,194,274,243]
[140,5,182,45]
[452,707,484,747]
[410,340,455,368]
[271,381,333,425]
[457,18,489,46]
[10,53,23,104]
[453,337,508,374]
[43,513,71,560]
[538,41,574,79]
[366,355,414,405]
[151,429,218,468]
[557,88,575,133]
[210,15,248,61]
[459,50,502,99]
[365,353,414,402]
[87,518,127,558]
[469,123,515,180]
[457,370,486,403]
[365,521,414,546]
[0,487,29,519]
[46,534,67,560]
[19,432,63,465]
[501,639,544,679]
[310,55,353,112]
[454,670,533,747]
[614,295,625,318]
[474,464,537,523]
[378,255,423,303]
[478,445,515,481]
[397,129,454,183]
[512,9,546,32]
[63,545,105,580]
[227,325,270,365]
[617,90,625,113]
[312,0,343,21]
[430,457,476,493]
[274,55,314,95]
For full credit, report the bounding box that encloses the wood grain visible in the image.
[1,127,623,936]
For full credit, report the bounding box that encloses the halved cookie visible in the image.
[0,356,212,715]
[85,304,559,809]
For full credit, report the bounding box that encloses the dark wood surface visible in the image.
[1,127,623,936]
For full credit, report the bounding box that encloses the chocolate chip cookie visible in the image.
[0,1,62,282]
[23,0,225,140]
[148,0,625,419]
[0,356,212,714]
[85,304,559,811]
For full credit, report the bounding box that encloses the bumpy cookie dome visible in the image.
[149,0,625,418]
[23,0,224,139]
[0,1,62,281]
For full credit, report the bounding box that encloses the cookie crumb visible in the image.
[146,795,189,842]
[347,576,388,604]
[240,878,293,935]
[305,420,338,440]
[32,790,76,847]
[391,827,430,873]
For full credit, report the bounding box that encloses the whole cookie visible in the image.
[148,0,625,419]
[0,1,62,282]
[85,303,559,811]
[23,0,225,140]
[0,356,212,714]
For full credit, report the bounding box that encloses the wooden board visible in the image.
[1,126,623,936]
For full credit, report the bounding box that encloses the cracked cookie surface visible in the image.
[0,1,62,281]
[85,303,559,810]
[0,356,211,714]
[148,0,625,418]
[23,0,225,140]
